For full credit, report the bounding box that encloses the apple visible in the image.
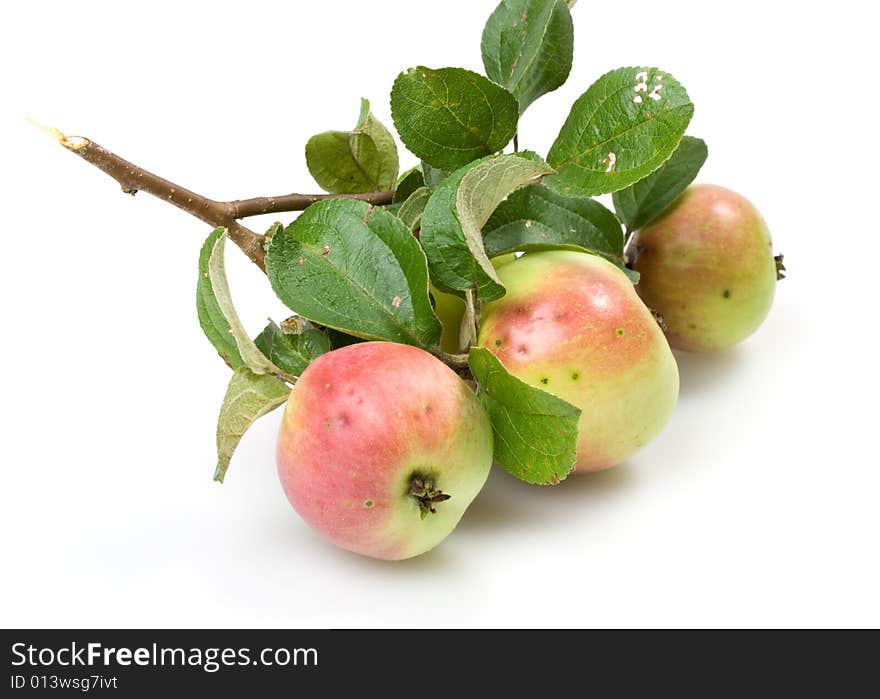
[478,250,679,472]
[276,341,493,560]
[433,253,516,353]
[432,287,468,354]
[629,184,778,352]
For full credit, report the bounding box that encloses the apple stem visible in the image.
[623,226,637,264]
[460,290,479,352]
[433,350,470,370]
[409,475,452,520]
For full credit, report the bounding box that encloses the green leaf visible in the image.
[421,162,450,191]
[397,186,432,231]
[483,184,625,266]
[390,66,519,171]
[622,267,640,285]
[201,229,290,379]
[263,221,283,247]
[305,98,399,194]
[546,66,694,196]
[266,198,441,347]
[215,368,290,483]
[393,166,425,203]
[457,154,553,287]
[325,328,365,349]
[612,135,708,231]
[382,201,403,216]
[357,98,400,186]
[254,320,330,377]
[481,0,574,114]
[197,227,244,369]
[421,159,497,299]
[469,347,580,485]
[420,154,551,301]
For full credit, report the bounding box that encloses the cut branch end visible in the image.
[27,118,89,150]
[61,135,90,151]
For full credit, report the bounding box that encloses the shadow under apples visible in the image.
[355,542,460,575]
[269,463,639,566]
[673,347,745,397]
[269,511,466,575]
[460,463,637,533]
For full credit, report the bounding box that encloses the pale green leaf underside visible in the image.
[420,157,503,300]
[214,368,290,483]
[357,98,399,190]
[206,231,287,378]
[421,154,549,302]
[266,199,441,347]
[469,347,580,485]
[397,186,432,231]
[390,66,519,171]
[196,227,243,369]
[305,98,399,194]
[612,135,708,231]
[546,66,694,197]
[456,154,553,287]
[481,0,574,114]
[484,183,625,266]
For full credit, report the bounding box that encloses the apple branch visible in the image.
[56,134,268,270]
[46,128,465,371]
[228,191,394,219]
[52,130,394,272]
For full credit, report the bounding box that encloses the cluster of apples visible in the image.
[278,183,779,559]
[47,0,782,562]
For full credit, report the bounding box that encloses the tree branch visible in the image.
[58,135,267,270]
[228,191,393,219]
[54,131,394,272]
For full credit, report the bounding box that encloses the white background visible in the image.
[1,1,878,628]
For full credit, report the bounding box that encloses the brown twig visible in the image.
[53,130,393,272]
[228,191,393,219]
[42,127,477,372]
[57,135,268,270]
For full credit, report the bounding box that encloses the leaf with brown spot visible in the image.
[266,199,441,347]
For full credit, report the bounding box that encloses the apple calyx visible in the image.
[409,475,452,520]
[775,254,787,281]
[650,307,668,332]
